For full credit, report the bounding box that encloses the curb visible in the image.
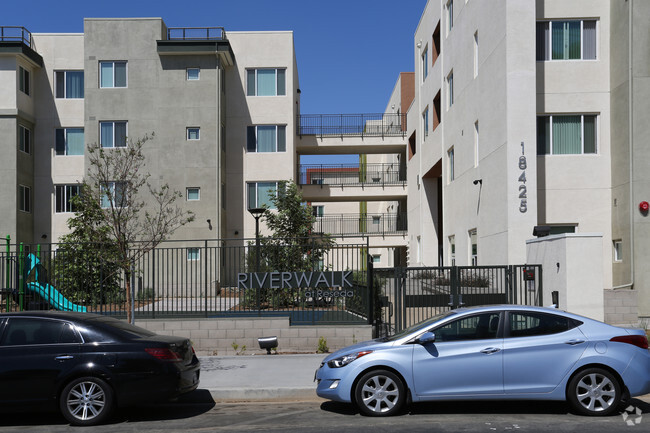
[208,387,319,402]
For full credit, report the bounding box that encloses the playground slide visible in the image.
[22,253,87,312]
[25,282,87,312]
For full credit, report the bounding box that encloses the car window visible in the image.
[432,312,500,342]
[0,318,82,346]
[508,311,576,337]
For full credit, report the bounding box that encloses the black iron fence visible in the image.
[299,163,406,186]
[373,265,543,337]
[314,213,407,236]
[0,239,370,325]
[297,113,406,138]
[167,27,226,41]
[0,26,33,47]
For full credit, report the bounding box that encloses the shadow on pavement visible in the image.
[0,389,215,427]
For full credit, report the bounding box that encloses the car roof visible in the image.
[0,311,117,324]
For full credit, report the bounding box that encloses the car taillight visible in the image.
[610,335,649,349]
[145,348,183,361]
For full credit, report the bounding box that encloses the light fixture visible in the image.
[473,179,482,185]
[206,219,212,230]
[417,40,422,48]
[258,336,278,354]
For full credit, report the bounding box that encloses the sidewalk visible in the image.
[197,354,325,401]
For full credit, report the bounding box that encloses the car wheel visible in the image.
[60,377,114,426]
[567,368,621,416]
[354,369,405,416]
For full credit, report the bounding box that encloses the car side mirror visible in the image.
[417,332,436,345]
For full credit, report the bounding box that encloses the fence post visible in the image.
[204,240,209,318]
[367,254,374,331]
[450,266,459,308]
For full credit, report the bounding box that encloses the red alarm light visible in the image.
[640,201,649,213]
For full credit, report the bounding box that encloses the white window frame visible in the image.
[247,181,279,209]
[101,181,127,209]
[537,114,598,155]
[448,146,455,182]
[422,106,429,139]
[18,184,31,213]
[312,205,324,217]
[55,184,81,213]
[447,0,454,35]
[55,70,84,99]
[55,128,84,156]
[99,61,127,88]
[421,45,428,81]
[246,68,286,96]
[447,70,454,108]
[449,235,456,266]
[19,66,30,96]
[537,20,598,61]
[186,187,201,201]
[186,68,200,81]
[100,121,128,148]
[613,240,623,262]
[187,127,200,141]
[19,124,31,154]
[247,125,286,153]
[187,247,201,261]
[469,229,478,266]
[371,254,381,264]
[473,31,479,78]
[474,120,479,167]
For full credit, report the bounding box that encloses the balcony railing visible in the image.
[167,27,226,41]
[313,213,407,237]
[299,163,406,186]
[0,26,33,48]
[297,113,406,138]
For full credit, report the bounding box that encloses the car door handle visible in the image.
[55,355,74,361]
[564,339,585,345]
[480,347,501,354]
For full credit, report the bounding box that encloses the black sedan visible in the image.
[0,311,200,426]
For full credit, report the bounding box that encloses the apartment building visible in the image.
[407,0,650,317]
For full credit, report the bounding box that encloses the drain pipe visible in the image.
[613,0,635,290]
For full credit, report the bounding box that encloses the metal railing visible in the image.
[0,26,33,48]
[314,213,407,236]
[299,163,406,186]
[297,113,406,138]
[1,239,370,325]
[167,27,226,41]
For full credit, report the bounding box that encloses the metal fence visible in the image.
[166,27,226,41]
[297,113,407,138]
[313,213,407,237]
[298,163,406,186]
[373,265,543,336]
[0,26,33,47]
[0,239,370,325]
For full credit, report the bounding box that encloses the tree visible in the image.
[246,180,333,307]
[71,133,194,322]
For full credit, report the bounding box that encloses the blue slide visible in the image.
[24,254,87,312]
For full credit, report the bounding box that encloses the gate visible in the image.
[372,265,542,337]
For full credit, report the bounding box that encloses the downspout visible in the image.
[613,0,634,290]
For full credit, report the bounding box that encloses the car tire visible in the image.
[567,368,622,416]
[354,369,405,416]
[59,377,114,426]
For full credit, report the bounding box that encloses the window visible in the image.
[417,235,422,263]
[613,240,623,262]
[372,216,381,225]
[448,147,455,182]
[247,182,278,209]
[187,248,200,261]
[55,128,84,156]
[469,229,477,266]
[0,318,81,346]
[509,311,579,338]
[449,235,456,266]
[55,185,81,213]
[537,115,597,155]
[247,125,286,153]
[536,20,597,61]
[100,181,127,208]
[432,22,441,66]
[473,31,479,77]
[99,61,127,88]
[187,187,200,201]
[312,205,324,217]
[19,125,31,154]
[474,120,479,167]
[187,68,200,80]
[246,68,286,96]
[19,66,30,95]
[433,312,500,342]
[19,185,31,213]
[447,0,454,34]
[433,91,441,132]
[55,71,84,98]
[372,255,381,264]
[187,127,200,140]
[422,107,429,138]
[100,121,127,148]
[447,71,454,108]
[421,45,428,81]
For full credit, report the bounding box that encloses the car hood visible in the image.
[321,339,393,362]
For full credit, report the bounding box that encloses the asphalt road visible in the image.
[0,393,647,432]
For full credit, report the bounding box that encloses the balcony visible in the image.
[157,27,233,65]
[0,26,42,67]
[297,113,406,138]
[299,163,406,187]
[0,27,33,47]
[166,27,227,41]
[313,213,407,237]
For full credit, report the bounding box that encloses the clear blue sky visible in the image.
[4,0,427,163]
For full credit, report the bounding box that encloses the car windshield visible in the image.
[382,311,456,342]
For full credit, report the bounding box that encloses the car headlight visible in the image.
[327,350,373,368]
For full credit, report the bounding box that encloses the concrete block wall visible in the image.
[604,289,639,325]
[135,317,372,356]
